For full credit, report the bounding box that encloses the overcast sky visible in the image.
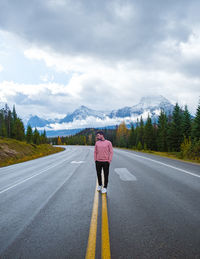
[0,0,200,120]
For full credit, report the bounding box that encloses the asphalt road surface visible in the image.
[0,145,200,259]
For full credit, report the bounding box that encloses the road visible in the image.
[0,145,200,258]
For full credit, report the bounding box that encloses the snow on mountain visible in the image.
[24,96,174,135]
[59,105,106,123]
[133,95,174,113]
[26,115,51,128]
[108,95,174,119]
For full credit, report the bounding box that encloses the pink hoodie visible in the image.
[94,139,113,163]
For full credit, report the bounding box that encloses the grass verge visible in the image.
[116,147,200,165]
[0,137,65,168]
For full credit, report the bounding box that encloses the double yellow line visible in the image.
[85,181,111,259]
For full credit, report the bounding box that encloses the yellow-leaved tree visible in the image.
[116,121,129,147]
[57,136,62,145]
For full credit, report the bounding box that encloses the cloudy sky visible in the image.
[0,0,200,122]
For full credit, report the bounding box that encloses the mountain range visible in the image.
[24,95,174,137]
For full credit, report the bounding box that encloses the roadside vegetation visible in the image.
[0,105,64,167]
[1,101,199,165]
[50,100,200,164]
[0,137,64,167]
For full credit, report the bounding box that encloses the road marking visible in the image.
[86,171,111,259]
[71,161,85,164]
[115,168,137,181]
[85,181,99,259]
[0,159,69,195]
[102,193,111,259]
[116,150,200,179]
[101,171,111,259]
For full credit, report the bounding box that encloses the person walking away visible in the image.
[94,131,113,194]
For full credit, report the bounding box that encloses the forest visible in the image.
[49,102,200,161]
[0,104,48,145]
[1,101,200,161]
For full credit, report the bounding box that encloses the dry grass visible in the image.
[0,137,65,167]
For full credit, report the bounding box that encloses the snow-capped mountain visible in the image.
[25,95,174,136]
[60,105,107,123]
[109,95,173,118]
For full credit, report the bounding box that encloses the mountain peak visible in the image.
[24,95,174,132]
[77,105,89,110]
[139,95,170,105]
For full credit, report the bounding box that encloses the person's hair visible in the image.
[96,130,104,136]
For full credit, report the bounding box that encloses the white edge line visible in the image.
[0,159,69,195]
[117,150,200,179]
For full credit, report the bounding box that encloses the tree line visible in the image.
[0,104,48,145]
[52,101,200,161]
[116,102,200,160]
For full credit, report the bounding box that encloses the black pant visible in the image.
[95,161,110,188]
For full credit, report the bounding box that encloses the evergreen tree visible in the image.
[134,118,139,146]
[128,123,136,148]
[144,115,154,150]
[157,110,168,151]
[12,118,25,141]
[168,103,184,151]
[4,104,11,138]
[191,101,200,141]
[182,105,192,139]
[152,123,158,150]
[12,105,17,122]
[7,109,13,138]
[137,117,144,148]
[26,125,33,143]
[33,128,40,145]
[0,110,7,137]
[40,129,47,144]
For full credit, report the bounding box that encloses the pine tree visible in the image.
[40,129,47,144]
[157,110,168,151]
[7,109,13,138]
[12,118,25,141]
[134,118,139,146]
[191,101,200,141]
[144,115,154,150]
[137,117,144,148]
[12,105,17,122]
[33,128,40,145]
[168,103,184,152]
[4,104,11,138]
[182,105,191,139]
[43,129,47,143]
[128,123,136,148]
[26,125,33,143]
[0,110,7,137]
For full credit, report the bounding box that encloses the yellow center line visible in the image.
[101,194,111,258]
[86,171,111,259]
[102,174,111,259]
[85,181,99,259]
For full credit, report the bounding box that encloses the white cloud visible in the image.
[23,46,200,114]
[111,1,135,21]
[37,115,138,131]
[180,28,200,59]
[1,41,199,120]
[1,0,200,122]
[0,64,3,72]
[40,74,54,82]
